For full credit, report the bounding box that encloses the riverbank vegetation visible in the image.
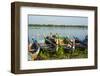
[35,46,88,60]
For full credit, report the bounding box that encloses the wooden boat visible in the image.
[28,40,40,60]
[73,36,88,49]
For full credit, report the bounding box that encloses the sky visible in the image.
[28,15,88,26]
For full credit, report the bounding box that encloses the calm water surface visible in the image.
[28,26,88,43]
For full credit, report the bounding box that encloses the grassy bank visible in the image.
[35,46,88,60]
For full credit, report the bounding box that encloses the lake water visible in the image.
[28,26,88,43]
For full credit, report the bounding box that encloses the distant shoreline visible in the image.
[29,24,88,27]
